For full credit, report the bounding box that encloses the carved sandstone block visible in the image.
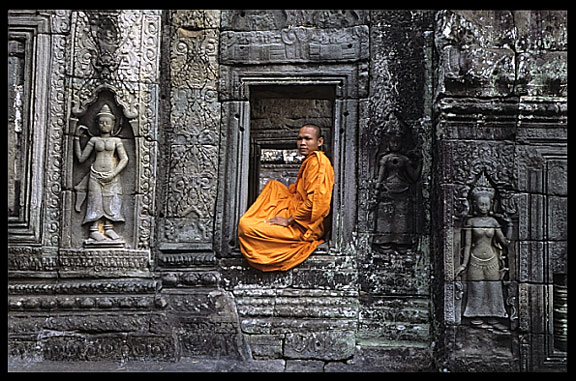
[516,51,567,97]
[221,10,368,30]
[220,26,369,64]
[513,10,567,52]
[284,331,355,360]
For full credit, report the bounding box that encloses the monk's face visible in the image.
[297,126,324,156]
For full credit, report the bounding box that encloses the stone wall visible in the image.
[432,10,567,372]
[8,10,566,372]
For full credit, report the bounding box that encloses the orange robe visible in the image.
[238,150,335,271]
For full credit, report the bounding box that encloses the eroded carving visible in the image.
[373,113,421,249]
[220,26,368,64]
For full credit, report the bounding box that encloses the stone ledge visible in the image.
[8,357,286,373]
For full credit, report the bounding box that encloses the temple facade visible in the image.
[8,10,566,371]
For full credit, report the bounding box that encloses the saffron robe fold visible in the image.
[238,150,335,271]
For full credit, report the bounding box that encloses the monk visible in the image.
[238,124,335,271]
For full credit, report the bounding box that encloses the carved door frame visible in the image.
[215,67,359,258]
[7,16,51,245]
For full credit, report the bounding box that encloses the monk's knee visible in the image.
[238,216,252,238]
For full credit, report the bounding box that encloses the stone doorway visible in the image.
[247,84,336,243]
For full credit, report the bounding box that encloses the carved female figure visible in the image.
[373,117,421,248]
[455,173,510,325]
[74,104,128,241]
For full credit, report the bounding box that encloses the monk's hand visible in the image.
[266,216,294,227]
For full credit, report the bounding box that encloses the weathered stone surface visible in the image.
[220,26,369,64]
[221,10,369,30]
[358,297,430,346]
[171,9,220,30]
[435,10,568,99]
[516,51,567,96]
[284,331,355,360]
[433,10,567,372]
[325,346,434,372]
[513,10,567,52]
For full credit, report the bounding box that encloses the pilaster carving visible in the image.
[159,11,221,252]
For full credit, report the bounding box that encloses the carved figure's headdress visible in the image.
[471,172,495,200]
[383,111,404,138]
[96,104,115,119]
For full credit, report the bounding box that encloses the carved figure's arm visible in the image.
[494,226,510,279]
[74,133,94,163]
[455,224,472,278]
[407,155,422,183]
[113,140,129,177]
[494,227,510,247]
[375,155,388,189]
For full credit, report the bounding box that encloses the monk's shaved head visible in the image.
[301,124,323,139]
